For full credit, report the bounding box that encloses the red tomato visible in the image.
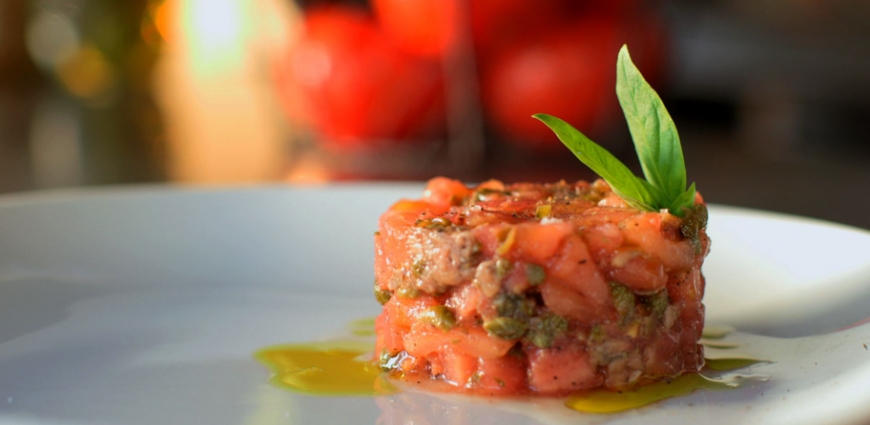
[274,7,446,149]
[371,0,457,57]
[481,20,617,150]
[372,0,571,59]
[469,0,571,58]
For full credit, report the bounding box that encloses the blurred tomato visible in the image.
[469,0,571,59]
[621,9,668,87]
[372,0,457,57]
[481,19,617,150]
[274,7,446,149]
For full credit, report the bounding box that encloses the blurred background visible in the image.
[2,0,870,228]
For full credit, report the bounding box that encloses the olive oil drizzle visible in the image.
[254,321,767,412]
[565,372,757,414]
[254,340,396,396]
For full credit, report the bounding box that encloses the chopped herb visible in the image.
[535,204,552,219]
[496,227,516,256]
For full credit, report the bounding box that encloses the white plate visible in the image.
[1,184,869,425]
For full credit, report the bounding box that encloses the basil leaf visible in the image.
[668,182,696,218]
[616,45,687,205]
[533,113,655,211]
[534,45,697,218]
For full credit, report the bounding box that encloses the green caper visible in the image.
[379,350,404,372]
[525,263,546,286]
[414,217,451,231]
[495,258,512,278]
[475,188,507,202]
[640,289,669,319]
[528,313,568,348]
[396,286,420,299]
[680,204,708,254]
[493,292,534,319]
[421,305,456,331]
[411,258,427,277]
[609,281,636,324]
[589,324,606,343]
[374,283,392,305]
[483,317,528,340]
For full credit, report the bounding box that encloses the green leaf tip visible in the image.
[535,45,696,218]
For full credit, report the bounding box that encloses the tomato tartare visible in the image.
[373,177,709,396]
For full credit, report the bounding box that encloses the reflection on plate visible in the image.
[0,185,869,425]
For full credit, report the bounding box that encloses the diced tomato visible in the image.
[403,319,514,360]
[375,311,405,355]
[445,284,483,322]
[541,280,610,323]
[581,222,624,261]
[621,212,694,269]
[440,348,478,386]
[384,295,439,329]
[547,234,611,313]
[423,177,469,215]
[512,221,573,264]
[607,248,667,292]
[477,354,527,393]
[528,345,601,394]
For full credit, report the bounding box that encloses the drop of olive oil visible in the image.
[564,371,767,414]
[254,339,396,396]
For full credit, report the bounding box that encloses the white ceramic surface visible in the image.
[0,184,869,425]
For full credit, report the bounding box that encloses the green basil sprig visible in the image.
[534,45,696,217]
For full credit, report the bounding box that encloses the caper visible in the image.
[475,188,507,202]
[589,324,606,343]
[411,258,427,277]
[495,258,512,278]
[483,317,528,340]
[525,263,546,286]
[609,281,636,324]
[421,305,456,331]
[680,204,708,254]
[528,313,568,348]
[396,286,420,299]
[640,289,669,320]
[374,284,392,305]
[493,292,534,319]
